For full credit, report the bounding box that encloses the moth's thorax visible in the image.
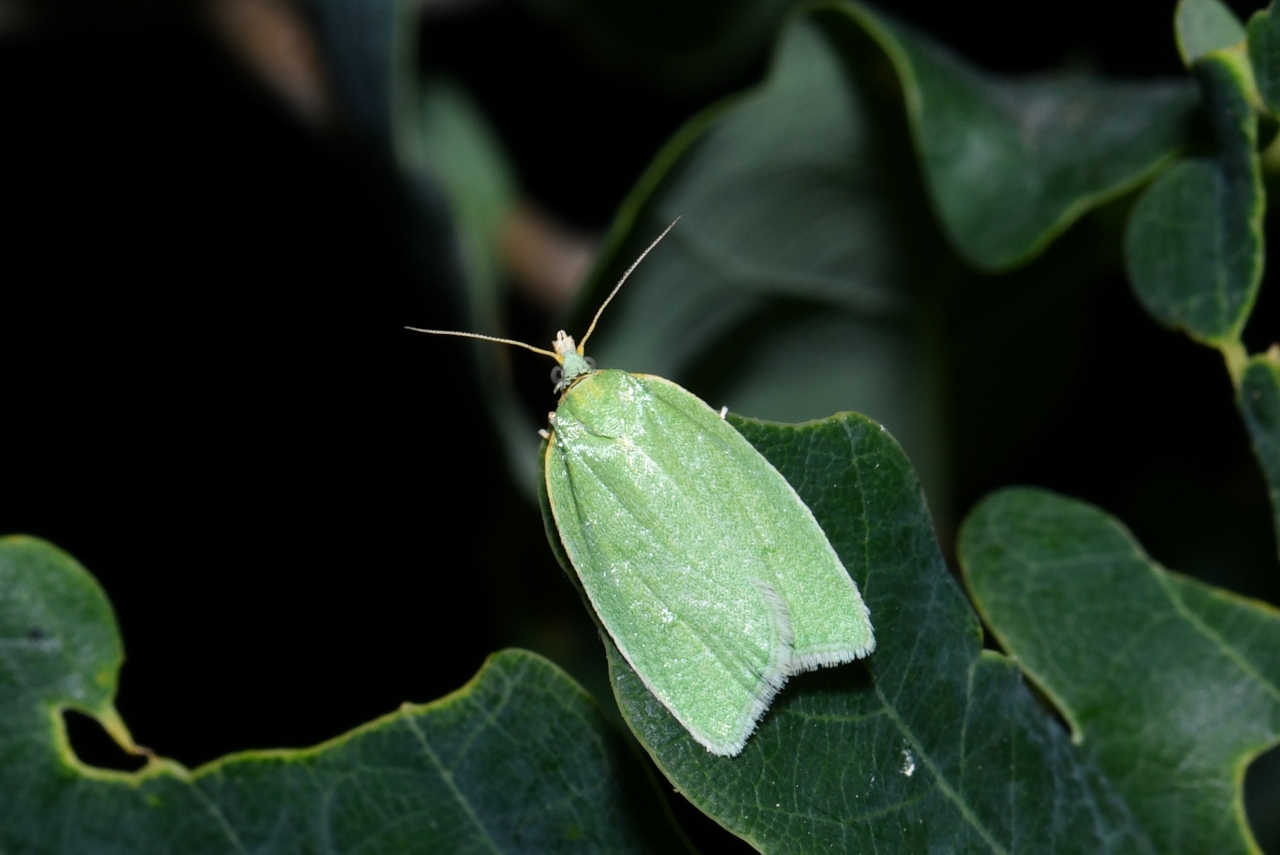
[560,352,594,385]
[554,371,651,443]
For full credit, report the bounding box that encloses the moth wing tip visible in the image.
[685,656,793,759]
[697,735,747,758]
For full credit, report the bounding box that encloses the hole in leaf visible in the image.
[1246,742,1280,854]
[62,709,147,773]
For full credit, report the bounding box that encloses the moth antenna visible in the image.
[405,327,557,359]
[579,216,680,350]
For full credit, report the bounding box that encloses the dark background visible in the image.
[2,1,1276,851]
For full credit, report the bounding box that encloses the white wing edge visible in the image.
[611,579,797,759]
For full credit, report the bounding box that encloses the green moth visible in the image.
[409,223,874,756]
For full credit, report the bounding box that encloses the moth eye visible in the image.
[585,357,597,370]
[550,366,563,385]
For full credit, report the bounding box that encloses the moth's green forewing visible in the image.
[542,369,873,756]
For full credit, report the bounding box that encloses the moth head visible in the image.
[551,331,596,392]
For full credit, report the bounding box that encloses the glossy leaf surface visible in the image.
[1125,51,1263,346]
[961,488,1280,855]
[860,8,1198,270]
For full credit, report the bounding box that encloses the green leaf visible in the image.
[569,4,1197,512]
[853,6,1200,270]
[1177,0,1248,66]
[959,488,1280,855]
[541,414,1155,852]
[0,536,688,854]
[1248,1,1280,114]
[1240,351,1280,556]
[1124,52,1263,346]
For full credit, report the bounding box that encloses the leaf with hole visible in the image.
[0,536,687,854]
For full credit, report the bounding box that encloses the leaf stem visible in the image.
[1219,339,1249,386]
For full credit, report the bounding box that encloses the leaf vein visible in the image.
[876,688,1012,855]
[402,712,503,855]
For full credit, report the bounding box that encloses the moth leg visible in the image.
[719,405,729,419]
